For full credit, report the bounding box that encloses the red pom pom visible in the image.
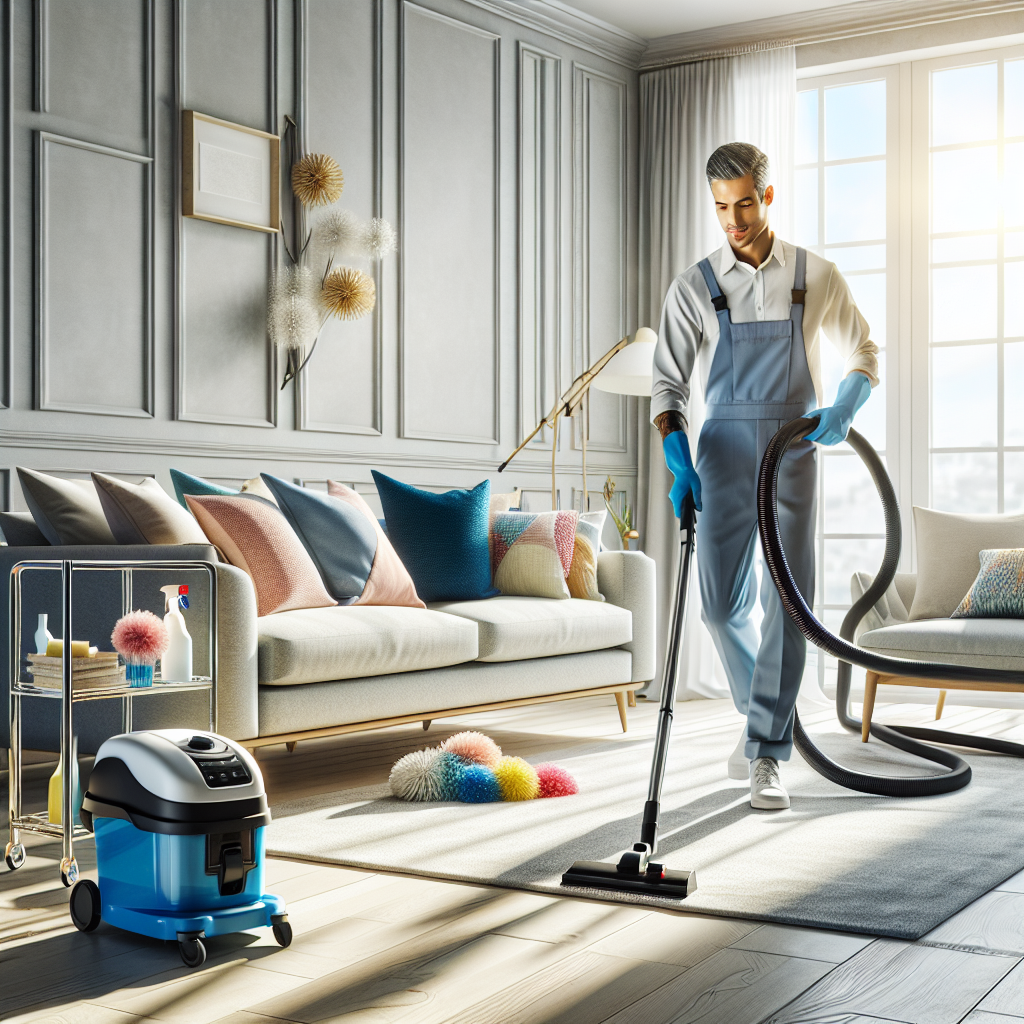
[111,610,169,662]
[535,762,578,798]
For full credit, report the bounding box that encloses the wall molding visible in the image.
[35,131,155,419]
[298,0,384,437]
[173,0,279,430]
[2,0,12,410]
[572,62,627,455]
[398,2,502,446]
[641,0,1024,69]
[32,0,48,113]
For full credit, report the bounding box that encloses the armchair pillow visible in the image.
[371,472,497,603]
[491,510,578,600]
[951,549,1024,618]
[909,507,1024,620]
[92,472,208,545]
[185,493,336,616]
[17,467,115,545]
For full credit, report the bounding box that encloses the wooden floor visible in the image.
[4,695,1024,1024]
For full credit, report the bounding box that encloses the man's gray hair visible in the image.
[705,143,770,199]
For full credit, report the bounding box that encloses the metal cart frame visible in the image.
[5,559,218,885]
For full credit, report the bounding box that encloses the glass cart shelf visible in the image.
[6,559,217,886]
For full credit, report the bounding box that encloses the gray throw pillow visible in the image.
[908,506,1024,620]
[17,467,115,545]
[0,511,49,545]
[92,472,209,545]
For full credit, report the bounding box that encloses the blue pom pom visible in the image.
[434,751,466,801]
[457,763,501,803]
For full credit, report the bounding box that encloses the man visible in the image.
[651,142,878,810]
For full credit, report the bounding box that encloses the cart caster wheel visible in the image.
[178,936,206,968]
[4,842,25,871]
[69,879,101,932]
[272,916,292,948]
[60,856,79,887]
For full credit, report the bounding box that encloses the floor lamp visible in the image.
[498,328,656,511]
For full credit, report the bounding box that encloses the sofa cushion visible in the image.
[92,472,209,545]
[428,595,631,663]
[258,606,478,685]
[17,467,115,545]
[491,510,578,600]
[859,618,1024,671]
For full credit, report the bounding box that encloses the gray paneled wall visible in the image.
[1,0,639,530]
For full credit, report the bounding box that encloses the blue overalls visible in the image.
[696,247,817,762]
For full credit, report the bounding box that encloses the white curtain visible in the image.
[637,46,798,700]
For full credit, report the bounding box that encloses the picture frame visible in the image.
[181,110,280,233]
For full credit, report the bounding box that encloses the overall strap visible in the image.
[791,247,807,306]
[698,258,728,313]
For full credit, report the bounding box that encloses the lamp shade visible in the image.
[592,328,657,396]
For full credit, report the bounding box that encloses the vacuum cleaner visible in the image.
[73,729,289,967]
[563,416,1024,900]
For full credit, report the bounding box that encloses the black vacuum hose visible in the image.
[757,417,1024,796]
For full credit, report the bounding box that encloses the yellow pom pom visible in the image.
[322,266,375,320]
[493,756,539,801]
[291,153,344,207]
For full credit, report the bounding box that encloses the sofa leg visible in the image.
[935,690,947,720]
[627,690,636,708]
[422,720,431,731]
[614,692,628,733]
[862,673,878,743]
[286,741,297,753]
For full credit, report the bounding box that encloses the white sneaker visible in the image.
[727,726,749,780]
[750,757,790,810]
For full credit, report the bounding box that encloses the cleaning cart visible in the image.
[74,728,290,967]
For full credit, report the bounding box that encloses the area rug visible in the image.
[265,706,1024,939]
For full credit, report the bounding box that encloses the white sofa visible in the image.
[1,544,656,754]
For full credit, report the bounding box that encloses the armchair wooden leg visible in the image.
[935,690,947,720]
[862,673,878,743]
[614,692,628,732]
[627,690,636,708]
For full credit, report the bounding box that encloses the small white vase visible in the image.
[35,614,53,655]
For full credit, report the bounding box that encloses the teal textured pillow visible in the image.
[169,469,236,507]
[951,548,1024,618]
[371,471,498,603]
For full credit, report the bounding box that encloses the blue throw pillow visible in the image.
[951,549,1024,618]
[260,475,378,604]
[169,469,236,507]
[370,472,498,603]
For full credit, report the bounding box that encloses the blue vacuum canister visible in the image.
[74,729,289,967]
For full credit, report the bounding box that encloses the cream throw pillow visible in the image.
[908,506,1024,620]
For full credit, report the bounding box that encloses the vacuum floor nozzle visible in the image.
[561,858,696,900]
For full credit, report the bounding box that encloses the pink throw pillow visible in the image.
[327,481,425,608]
[185,494,337,616]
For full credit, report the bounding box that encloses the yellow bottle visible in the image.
[46,737,80,825]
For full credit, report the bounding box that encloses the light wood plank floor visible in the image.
[3,695,1024,1024]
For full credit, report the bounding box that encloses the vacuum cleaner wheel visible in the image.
[272,916,293,948]
[178,935,207,968]
[69,879,101,932]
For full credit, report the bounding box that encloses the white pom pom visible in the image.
[361,217,397,259]
[389,747,445,801]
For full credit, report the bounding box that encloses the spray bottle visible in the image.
[158,585,193,682]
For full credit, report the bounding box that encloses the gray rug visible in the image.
[265,708,1024,939]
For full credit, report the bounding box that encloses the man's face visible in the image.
[710,174,774,256]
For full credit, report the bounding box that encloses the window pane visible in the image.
[823,453,885,533]
[825,81,886,160]
[932,147,998,233]
[931,63,998,146]
[1007,232,1024,258]
[1006,59,1024,138]
[825,161,886,243]
[932,235,997,262]
[1005,342,1024,445]
[828,244,886,272]
[1005,142,1024,228]
[931,453,998,512]
[797,89,818,164]
[1006,452,1024,513]
[847,272,886,346]
[932,343,997,448]
[1006,261,1024,338]
[855,350,886,450]
[824,539,886,605]
[932,266,997,341]
[794,167,819,248]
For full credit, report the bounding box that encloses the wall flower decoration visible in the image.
[291,153,344,207]
[322,267,376,320]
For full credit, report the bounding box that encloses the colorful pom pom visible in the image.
[456,764,501,803]
[434,751,466,801]
[493,756,540,802]
[111,610,169,663]
[389,747,445,801]
[535,763,578,798]
[442,731,502,767]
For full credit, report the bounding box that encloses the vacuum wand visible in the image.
[561,497,697,899]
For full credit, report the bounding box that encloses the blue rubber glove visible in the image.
[663,430,702,515]
[805,372,872,446]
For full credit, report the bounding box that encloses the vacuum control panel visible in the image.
[180,735,253,788]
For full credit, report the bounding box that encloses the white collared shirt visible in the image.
[651,236,879,430]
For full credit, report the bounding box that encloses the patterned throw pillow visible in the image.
[491,510,579,600]
[568,512,604,601]
[951,549,1024,618]
[185,494,336,616]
